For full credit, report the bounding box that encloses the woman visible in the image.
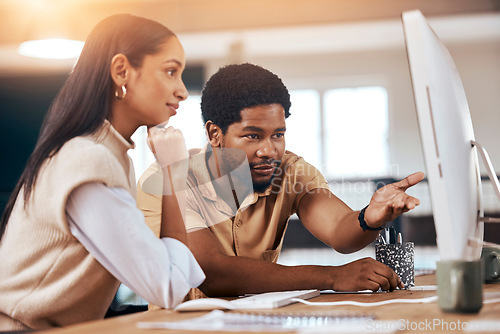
[0,14,204,331]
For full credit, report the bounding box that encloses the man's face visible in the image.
[219,104,286,192]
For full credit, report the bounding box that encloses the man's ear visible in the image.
[206,121,222,147]
[110,53,130,87]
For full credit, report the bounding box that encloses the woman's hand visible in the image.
[147,126,189,194]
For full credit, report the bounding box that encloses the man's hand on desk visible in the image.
[364,172,424,228]
[328,257,404,292]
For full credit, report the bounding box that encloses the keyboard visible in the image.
[230,289,320,309]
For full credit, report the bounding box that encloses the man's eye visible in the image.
[246,134,259,139]
[274,133,285,138]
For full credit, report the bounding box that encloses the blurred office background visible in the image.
[1,0,499,270]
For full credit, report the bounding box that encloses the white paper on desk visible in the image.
[137,309,374,332]
[137,311,225,331]
[299,321,401,334]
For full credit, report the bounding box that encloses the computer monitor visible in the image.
[402,10,484,261]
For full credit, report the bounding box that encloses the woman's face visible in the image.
[124,36,188,128]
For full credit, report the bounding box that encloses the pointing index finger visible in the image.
[392,171,425,191]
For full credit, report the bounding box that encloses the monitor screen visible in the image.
[402,10,483,261]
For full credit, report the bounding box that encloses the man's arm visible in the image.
[297,172,425,254]
[296,189,376,254]
[187,227,402,297]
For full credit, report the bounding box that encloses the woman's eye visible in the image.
[166,69,176,76]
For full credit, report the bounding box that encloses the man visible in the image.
[138,63,424,298]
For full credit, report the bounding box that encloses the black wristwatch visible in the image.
[358,205,384,231]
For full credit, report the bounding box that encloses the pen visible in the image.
[389,227,396,244]
[397,232,402,244]
[378,234,387,245]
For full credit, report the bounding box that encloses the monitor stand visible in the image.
[472,140,500,223]
[469,141,500,256]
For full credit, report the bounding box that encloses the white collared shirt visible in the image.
[66,182,205,309]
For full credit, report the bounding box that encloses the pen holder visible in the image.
[375,242,414,289]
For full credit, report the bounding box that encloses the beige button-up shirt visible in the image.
[137,145,330,264]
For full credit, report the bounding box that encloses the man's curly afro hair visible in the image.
[201,63,291,134]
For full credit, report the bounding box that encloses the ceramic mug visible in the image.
[480,247,500,283]
[436,260,483,313]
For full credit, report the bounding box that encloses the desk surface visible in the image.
[44,275,500,334]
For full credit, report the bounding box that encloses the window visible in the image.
[129,88,390,182]
[167,94,206,150]
[324,86,389,179]
[285,90,321,168]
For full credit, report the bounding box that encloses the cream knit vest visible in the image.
[0,121,136,330]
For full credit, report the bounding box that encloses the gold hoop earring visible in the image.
[115,85,127,100]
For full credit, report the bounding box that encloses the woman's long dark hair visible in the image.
[0,14,175,241]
